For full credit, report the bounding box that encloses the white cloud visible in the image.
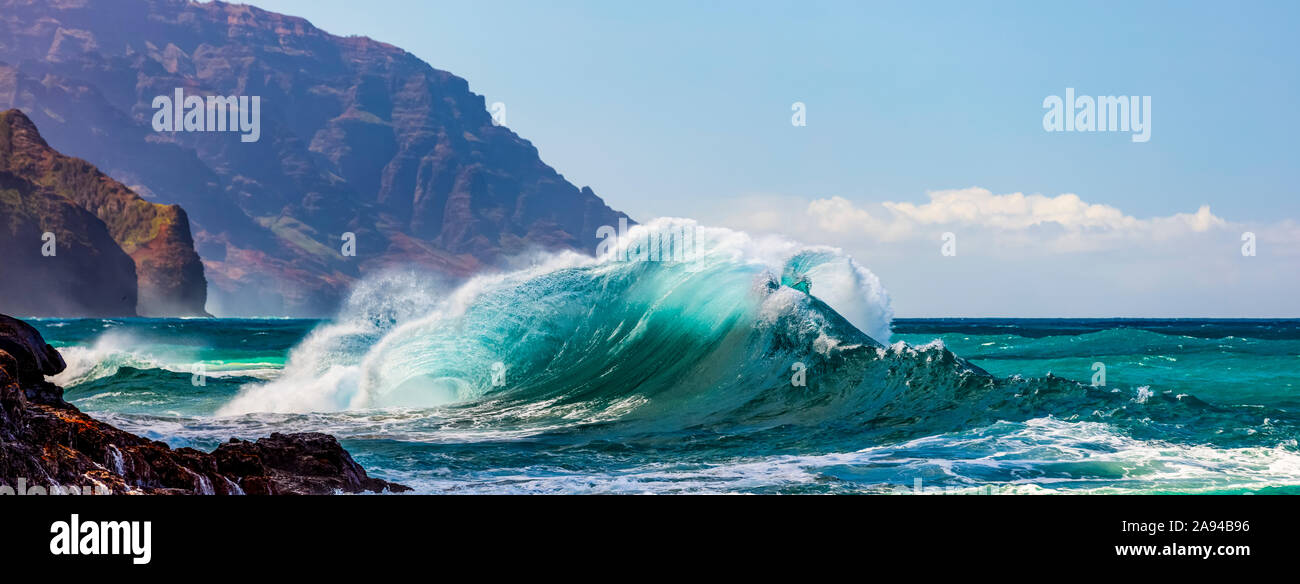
[818,187,1225,237]
[883,188,1144,231]
[734,187,1240,254]
[698,188,1297,317]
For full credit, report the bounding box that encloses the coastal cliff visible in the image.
[0,0,631,316]
[0,109,208,316]
[0,166,138,316]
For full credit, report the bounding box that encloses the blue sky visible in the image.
[247,0,1300,316]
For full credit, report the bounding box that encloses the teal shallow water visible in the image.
[28,316,1300,494]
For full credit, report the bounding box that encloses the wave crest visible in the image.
[218,219,894,415]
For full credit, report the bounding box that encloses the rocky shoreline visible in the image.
[0,314,409,494]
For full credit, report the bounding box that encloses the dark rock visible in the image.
[214,433,410,495]
[0,314,408,494]
[0,315,65,384]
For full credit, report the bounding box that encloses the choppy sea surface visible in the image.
[27,221,1300,494]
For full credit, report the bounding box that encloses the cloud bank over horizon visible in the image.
[702,187,1298,318]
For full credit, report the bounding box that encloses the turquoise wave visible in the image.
[27,220,1300,493]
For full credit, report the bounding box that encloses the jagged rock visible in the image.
[0,314,409,494]
[213,433,403,495]
[0,314,65,385]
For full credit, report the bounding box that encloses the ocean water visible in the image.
[26,220,1300,494]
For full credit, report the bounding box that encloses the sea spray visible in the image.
[218,271,454,413]
[219,219,894,415]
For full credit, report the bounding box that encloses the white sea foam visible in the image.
[374,417,1300,494]
[49,331,280,387]
[50,332,167,387]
